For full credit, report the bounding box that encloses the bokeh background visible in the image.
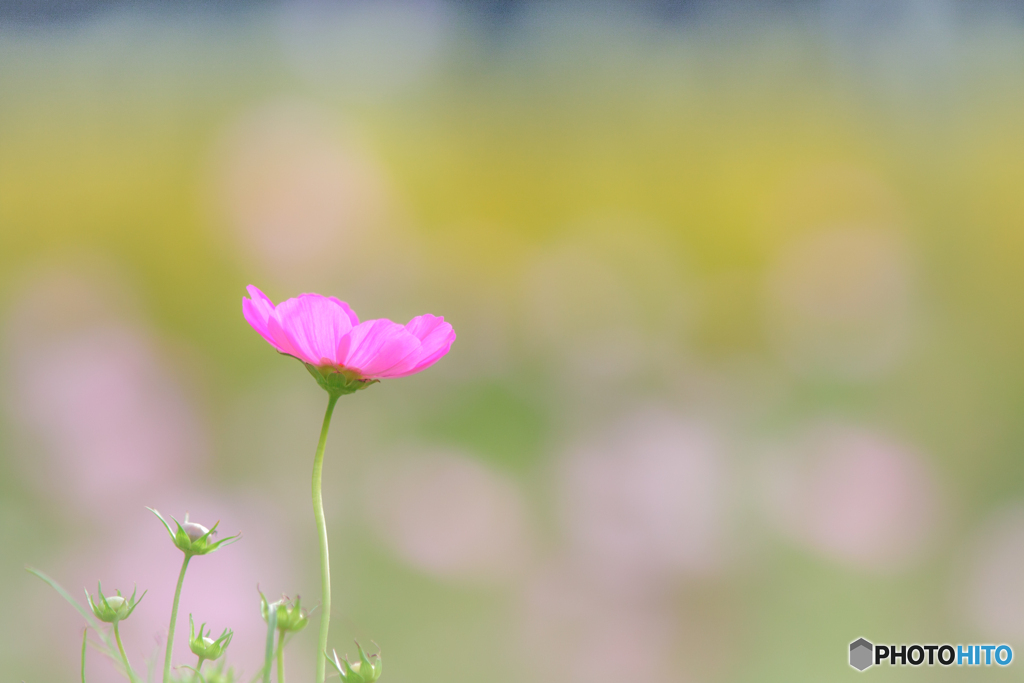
[4,1,1024,681]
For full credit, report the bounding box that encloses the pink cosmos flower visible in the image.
[243,285,454,384]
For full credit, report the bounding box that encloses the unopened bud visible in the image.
[148,508,240,557]
[327,642,382,683]
[189,614,233,661]
[260,591,309,633]
[86,583,145,623]
[182,519,212,543]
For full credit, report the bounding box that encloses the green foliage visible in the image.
[420,382,548,471]
[26,567,125,675]
[199,662,236,683]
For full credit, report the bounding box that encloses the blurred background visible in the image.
[3,1,1024,681]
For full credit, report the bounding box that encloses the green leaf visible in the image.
[28,568,111,649]
[27,567,123,672]
[146,507,176,542]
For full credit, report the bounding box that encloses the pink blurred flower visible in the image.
[243,285,454,381]
[758,422,939,572]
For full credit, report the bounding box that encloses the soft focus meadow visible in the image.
[4,1,1024,681]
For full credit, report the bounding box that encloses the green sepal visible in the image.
[86,582,146,623]
[147,508,241,557]
[327,642,382,683]
[357,642,375,677]
[189,613,233,661]
[304,363,378,398]
[259,590,309,633]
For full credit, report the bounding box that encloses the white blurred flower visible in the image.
[365,448,530,582]
[758,422,940,571]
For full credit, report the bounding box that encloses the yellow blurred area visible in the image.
[4,3,1024,682]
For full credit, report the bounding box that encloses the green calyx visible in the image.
[304,363,378,398]
[148,508,240,557]
[189,614,233,661]
[260,591,309,633]
[86,582,146,623]
[327,642,382,683]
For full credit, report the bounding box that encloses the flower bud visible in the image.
[327,642,382,683]
[148,508,240,557]
[86,583,145,623]
[189,614,233,662]
[259,591,309,633]
[183,520,211,543]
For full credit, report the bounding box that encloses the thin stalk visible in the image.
[181,664,206,683]
[163,554,192,683]
[262,604,277,683]
[196,656,205,676]
[276,630,286,683]
[113,622,137,683]
[313,393,339,683]
[81,628,88,683]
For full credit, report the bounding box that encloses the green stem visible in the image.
[163,554,192,683]
[81,628,88,683]
[196,655,205,676]
[276,630,286,683]
[113,622,137,683]
[182,664,206,683]
[262,605,277,683]
[313,393,339,683]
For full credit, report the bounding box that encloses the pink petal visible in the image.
[266,315,311,363]
[243,285,283,350]
[269,294,357,366]
[336,318,420,378]
[243,288,453,380]
[404,314,447,341]
[376,316,455,378]
[324,295,360,327]
[381,340,455,377]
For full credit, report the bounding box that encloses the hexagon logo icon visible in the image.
[850,638,873,671]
